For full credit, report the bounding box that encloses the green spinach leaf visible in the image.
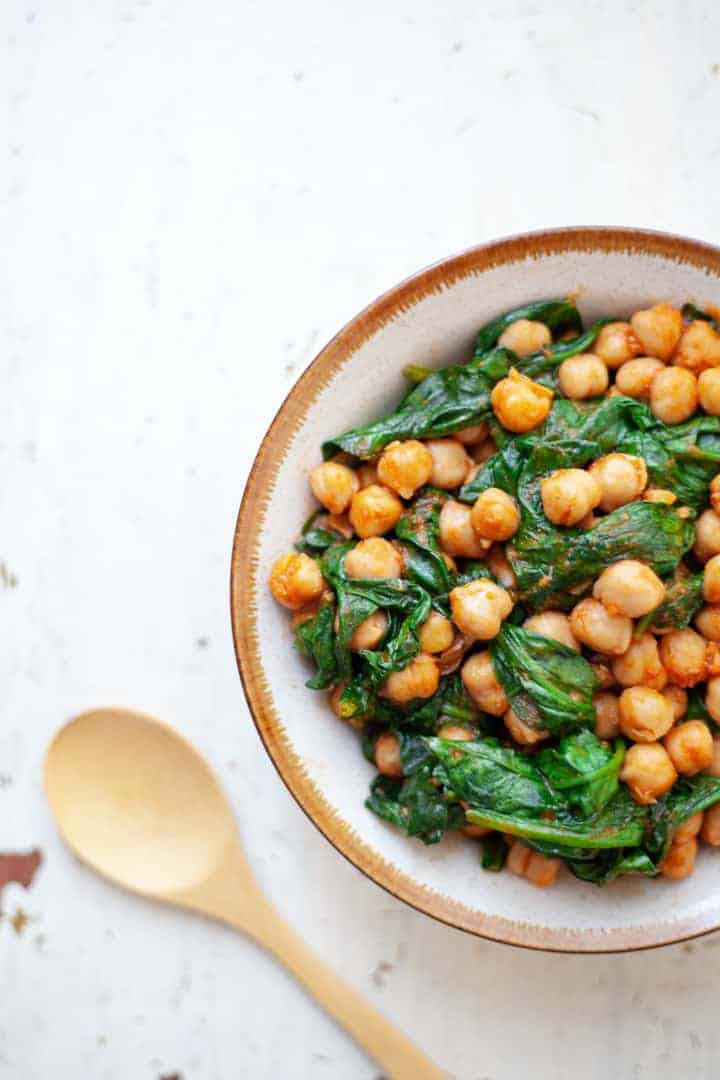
[365,765,464,844]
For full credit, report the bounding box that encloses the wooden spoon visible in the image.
[45,707,445,1080]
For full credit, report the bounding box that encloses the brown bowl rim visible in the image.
[231,225,720,953]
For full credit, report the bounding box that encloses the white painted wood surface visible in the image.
[2,2,720,1077]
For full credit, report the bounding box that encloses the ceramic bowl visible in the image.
[231,226,720,952]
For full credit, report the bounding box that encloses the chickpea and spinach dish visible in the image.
[269,298,720,887]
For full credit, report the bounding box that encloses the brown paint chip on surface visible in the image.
[0,849,43,913]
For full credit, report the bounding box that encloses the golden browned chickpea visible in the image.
[461,651,509,716]
[674,811,704,844]
[504,706,548,745]
[436,723,474,741]
[525,851,561,888]
[620,742,677,804]
[660,837,697,879]
[611,633,666,690]
[664,721,714,776]
[711,475,720,514]
[592,321,642,369]
[418,611,455,654]
[618,686,675,742]
[350,610,388,651]
[590,657,617,689]
[487,544,517,590]
[450,579,513,641]
[588,453,648,511]
[325,512,354,538]
[569,597,633,655]
[425,438,472,490]
[455,422,489,445]
[630,303,683,360]
[439,500,491,558]
[706,676,720,724]
[693,509,720,563]
[701,804,720,844]
[649,366,698,424]
[470,488,521,541]
[540,468,601,526]
[593,559,665,618]
[344,538,403,580]
[356,462,379,489]
[269,552,324,610]
[674,319,720,372]
[594,691,621,738]
[309,461,360,514]
[472,438,498,465]
[506,839,532,876]
[614,357,665,398]
[379,653,439,704]
[658,629,708,688]
[698,368,720,416]
[663,685,688,722]
[643,487,677,505]
[524,611,580,651]
[704,554,720,602]
[291,606,319,631]
[557,354,609,399]
[374,732,403,778]
[376,440,433,500]
[695,604,720,641]
[578,512,599,529]
[348,484,403,539]
[491,369,554,433]
[498,318,551,356]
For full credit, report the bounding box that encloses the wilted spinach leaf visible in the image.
[636,572,704,634]
[481,833,509,870]
[365,765,464,844]
[294,598,337,689]
[395,488,452,594]
[537,731,625,817]
[472,298,583,357]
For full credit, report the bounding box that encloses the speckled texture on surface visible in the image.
[4,1,720,1078]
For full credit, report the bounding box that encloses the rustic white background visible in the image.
[3,1,720,1078]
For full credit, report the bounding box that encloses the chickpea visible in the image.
[630,303,683,360]
[693,509,720,563]
[498,318,551,356]
[611,633,666,690]
[436,723,474,741]
[455,422,489,445]
[696,604,720,641]
[663,685,688,722]
[618,686,675,742]
[592,321,642,369]
[614,357,665,398]
[698,368,720,416]
[664,721,714,776]
[620,742,677,804]
[588,453,648,511]
[706,676,720,723]
[291,605,320,631]
[674,812,704,844]
[472,437,497,464]
[593,559,665,618]
[439,500,491,558]
[524,611,580,651]
[450,579,513,641]
[525,851,561,888]
[540,468,601,526]
[425,438,472,490]
[309,461,359,514]
[462,822,491,839]
[711,475,720,514]
[594,691,621,739]
[504,706,548,745]
[356,462,379,489]
[344,538,403,580]
[269,552,324,610]
[325,512,354,538]
[418,611,455,654]
[658,629,708,688]
[487,544,517,589]
[491,369,553,434]
[569,597,633,656]
[464,463,480,487]
[470,488,520,541]
[350,610,388,651]
[348,484,403,539]
[649,367,698,424]
[643,487,677,505]
[379,653,439,704]
[377,440,433,500]
[703,553,720,602]
[590,658,617,689]
[506,839,532,876]
[461,651,509,716]
[557,354,609,400]
[705,735,720,776]
[674,319,720,372]
[374,732,403,778]
[701,804,720,845]
[660,837,697,880]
